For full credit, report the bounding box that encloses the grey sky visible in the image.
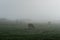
[0,0,60,21]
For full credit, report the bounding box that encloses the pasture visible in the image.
[0,22,60,40]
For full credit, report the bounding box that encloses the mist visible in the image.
[1,0,60,39]
[0,0,60,22]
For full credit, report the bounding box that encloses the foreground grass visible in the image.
[0,24,60,40]
[0,31,60,40]
[0,34,59,40]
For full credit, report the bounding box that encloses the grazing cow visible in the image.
[24,23,35,32]
[28,23,35,30]
[48,21,51,25]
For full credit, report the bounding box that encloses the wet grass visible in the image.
[0,24,60,40]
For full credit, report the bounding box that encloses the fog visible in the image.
[0,0,60,22]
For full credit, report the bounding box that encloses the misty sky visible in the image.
[0,0,60,21]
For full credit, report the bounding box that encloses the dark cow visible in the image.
[24,23,35,32]
[28,23,35,30]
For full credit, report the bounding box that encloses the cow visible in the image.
[24,23,35,32]
[28,23,35,30]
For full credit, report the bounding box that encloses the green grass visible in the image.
[0,24,60,40]
[0,33,60,40]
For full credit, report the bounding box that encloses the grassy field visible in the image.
[0,23,60,40]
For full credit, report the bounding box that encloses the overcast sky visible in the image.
[0,0,60,21]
